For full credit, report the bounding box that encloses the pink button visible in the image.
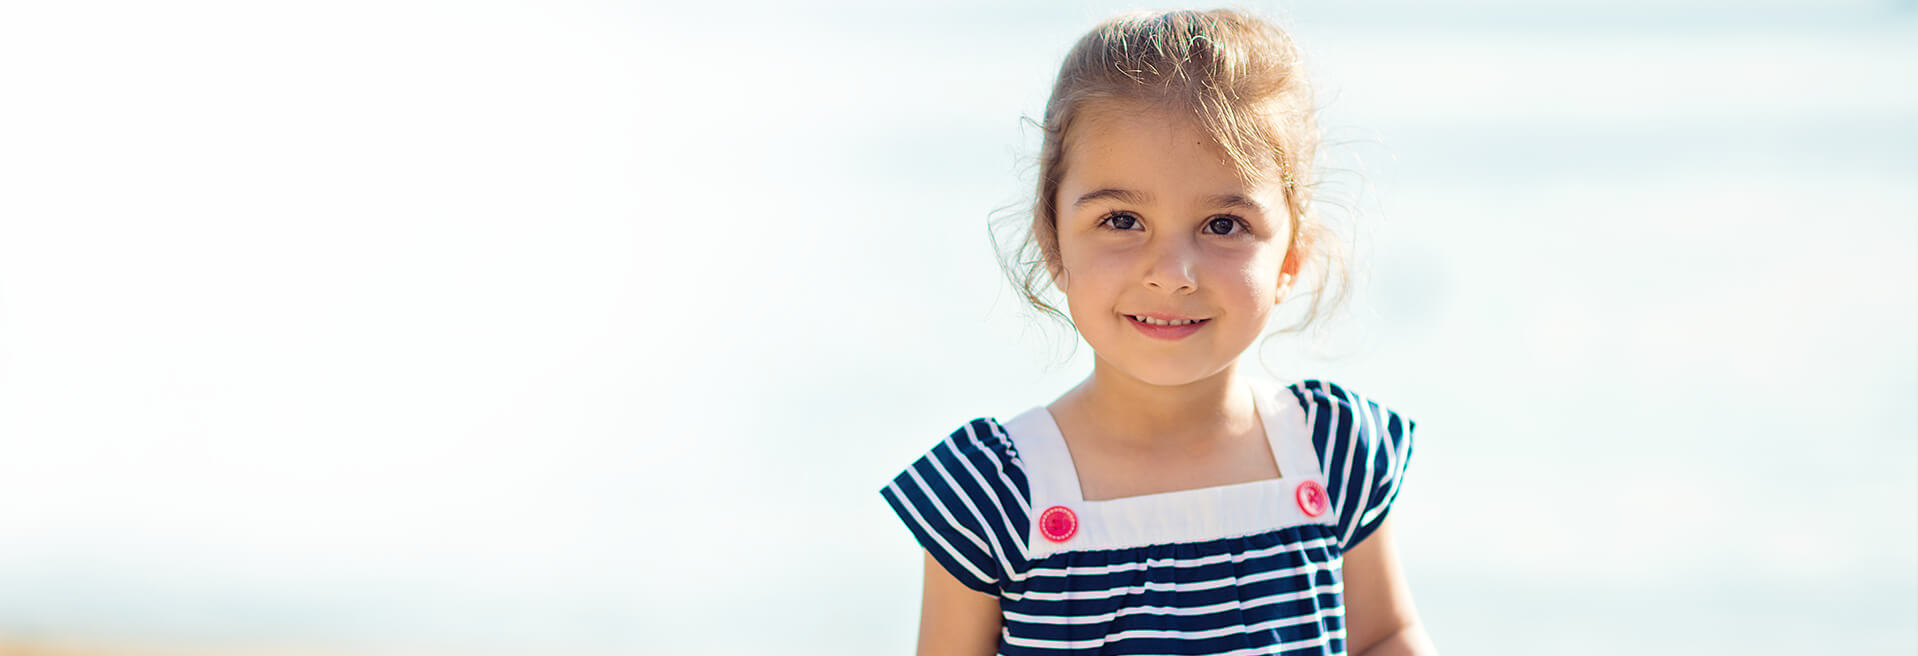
[1296,481,1329,517]
[1039,505,1078,542]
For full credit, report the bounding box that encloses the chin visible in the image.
[1108,359,1232,388]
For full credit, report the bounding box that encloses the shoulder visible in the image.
[1286,379,1418,550]
[918,417,1028,487]
[951,417,1024,468]
[878,417,1033,596]
[1286,379,1417,460]
[884,416,1032,515]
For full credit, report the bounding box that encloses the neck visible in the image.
[1054,358,1259,451]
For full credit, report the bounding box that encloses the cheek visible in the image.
[1059,243,1128,287]
[1250,247,1291,294]
[1213,254,1275,300]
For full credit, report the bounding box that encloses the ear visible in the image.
[1041,237,1068,294]
[1281,220,1311,276]
[1035,212,1068,294]
[1276,234,1304,301]
[1279,218,1309,282]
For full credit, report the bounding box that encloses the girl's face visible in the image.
[1050,102,1298,387]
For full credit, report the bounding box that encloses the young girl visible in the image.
[879,9,1432,656]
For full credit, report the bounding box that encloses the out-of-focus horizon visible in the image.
[0,0,1912,654]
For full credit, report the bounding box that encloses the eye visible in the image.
[1097,212,1250,236]
[1098,211,1142,231]
[1205,215,1250,236]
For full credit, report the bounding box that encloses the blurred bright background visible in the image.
[0,0,1913,654]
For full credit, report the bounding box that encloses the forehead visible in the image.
[1059,102,1283,204]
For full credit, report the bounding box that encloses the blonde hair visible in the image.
[993,8,1351,342]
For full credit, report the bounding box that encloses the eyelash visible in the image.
[1098,211,1251,237]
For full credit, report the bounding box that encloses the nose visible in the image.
[1143,237,1198,295]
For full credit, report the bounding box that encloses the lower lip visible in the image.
[1127,315,1209,340]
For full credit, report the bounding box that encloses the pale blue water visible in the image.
[0,1,1912,654]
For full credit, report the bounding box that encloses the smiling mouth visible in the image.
[1126,315,1210,327]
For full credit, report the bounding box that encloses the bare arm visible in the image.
[916,550,1002,656]
[1340,517,1437,656]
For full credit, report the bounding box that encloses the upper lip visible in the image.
[1126,312,1209,322]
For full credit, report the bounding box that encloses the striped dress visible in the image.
[879,378,1416,655]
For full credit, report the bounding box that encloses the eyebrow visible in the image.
[1072,188,1267,212]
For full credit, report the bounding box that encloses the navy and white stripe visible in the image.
[880,379,1416,655]
[881,417,1030,595]
[1293,380,1416,551]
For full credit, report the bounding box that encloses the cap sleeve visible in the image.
[878,418,1029,597]
[1295,380,1417,552]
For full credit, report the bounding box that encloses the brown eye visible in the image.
[1100,212,1141,231]
[1206,216,1246,235]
